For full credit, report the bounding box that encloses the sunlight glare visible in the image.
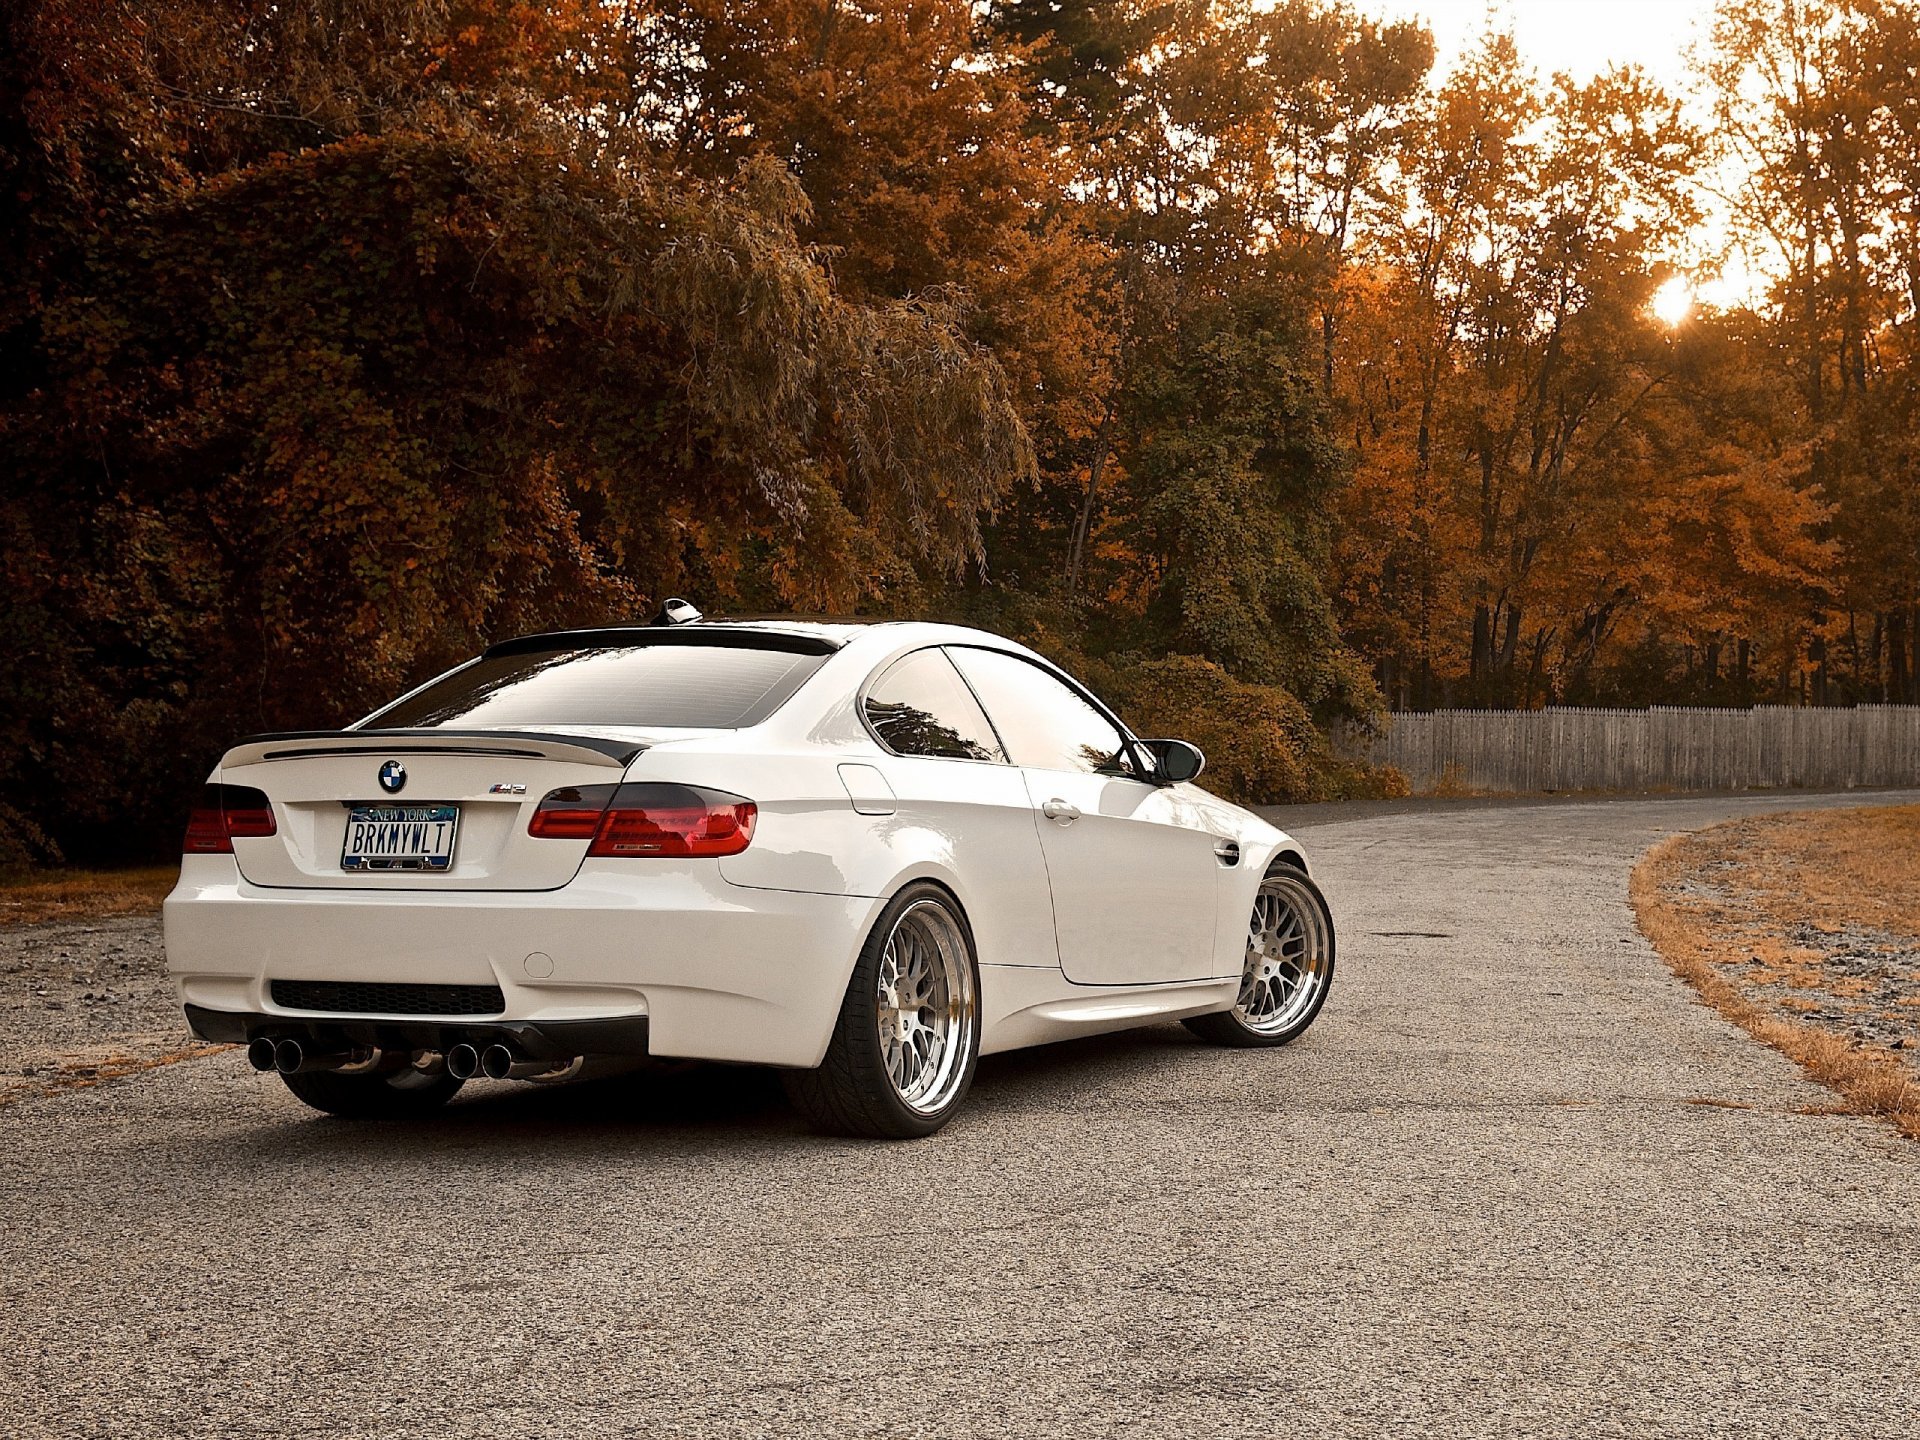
[1651,277,1693,327]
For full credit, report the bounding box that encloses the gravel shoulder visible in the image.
[0,915,217,1106]
[1,791,1917,1438]
[1632,804,1920,1135]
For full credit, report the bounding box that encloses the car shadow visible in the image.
[191,1022,1212,1165]
[976,1021,1204,1089]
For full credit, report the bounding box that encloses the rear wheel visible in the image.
[279,1065,465,1119]
[783,883,981,1138]
[1184,865,1334,1048]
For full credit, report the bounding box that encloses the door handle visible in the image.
[1041,798,1080,825]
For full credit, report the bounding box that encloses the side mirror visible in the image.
[1137,738,1205,785]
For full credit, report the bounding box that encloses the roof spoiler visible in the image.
[221,729,645,769]
[482,627,840,660]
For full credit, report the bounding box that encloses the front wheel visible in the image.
[1184,866,1335,1048]
[783,883,981,1138]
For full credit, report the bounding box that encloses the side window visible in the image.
[945,647,1136,777]
[863,649,1007,763]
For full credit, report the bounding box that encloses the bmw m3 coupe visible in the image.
[164,606,1335,1137]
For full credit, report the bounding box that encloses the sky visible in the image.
[1354,0,1719,90]
[1354,1,1762,309]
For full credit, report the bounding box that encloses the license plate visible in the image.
[341,804,459,872]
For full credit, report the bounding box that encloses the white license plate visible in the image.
[341,805,459,872]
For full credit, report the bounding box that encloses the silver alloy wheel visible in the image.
[875,898,976,1115]
[1235,871,1332,1036]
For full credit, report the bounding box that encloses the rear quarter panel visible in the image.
[631,741,1060,973]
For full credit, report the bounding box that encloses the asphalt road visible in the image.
[3,793,1918,1438]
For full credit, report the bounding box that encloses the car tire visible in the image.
[783,882,981,1139]
[1184,863,1335,1048]
[278,1066,465,1119]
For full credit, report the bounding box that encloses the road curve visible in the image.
[3,793,1917,1438]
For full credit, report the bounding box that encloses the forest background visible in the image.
[4,0,1917,863]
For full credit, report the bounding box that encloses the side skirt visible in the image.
[977,967,1239,1057]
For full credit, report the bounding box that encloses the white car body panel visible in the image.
[167,851,870,1068]
[711,748,1060,968]
[163,620,1311,1070]
[220,752,617,891]
[1017,769,1225,984]
[977,966,1240,1056]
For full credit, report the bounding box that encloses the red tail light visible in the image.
[183,784,277,854]
[527,784,618,839]
[591,787,757,858]
[528,783,756,858]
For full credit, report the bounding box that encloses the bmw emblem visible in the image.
[378,760,407,794]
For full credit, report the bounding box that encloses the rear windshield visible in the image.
[363,644,828,731]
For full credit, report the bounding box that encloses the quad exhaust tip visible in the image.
[250,1037,572,1083]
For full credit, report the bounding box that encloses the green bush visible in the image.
[1079,653,1404,806]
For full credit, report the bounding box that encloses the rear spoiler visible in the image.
[221,729,645,769]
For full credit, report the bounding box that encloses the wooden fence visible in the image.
[1343,705,1920,795]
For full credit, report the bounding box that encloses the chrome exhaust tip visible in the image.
[273,1037,305,1074]
[446,1043,482,1081]
[246,1037,279,1072]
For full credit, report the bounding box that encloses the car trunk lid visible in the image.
[218,729,655,891]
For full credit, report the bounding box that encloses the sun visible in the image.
[1651,276,1694,327]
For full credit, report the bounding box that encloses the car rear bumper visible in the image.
[163,855,871,1068]
[183,1004,654,1059]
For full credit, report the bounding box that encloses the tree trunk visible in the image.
[1321,307,1336,395]
[1904,602,1920,706]
[1910,604,1919,705]
[1891,608,1911,705]
[1870,611,1885,701]
[813,0,841,63]
[1066,405,1117,595]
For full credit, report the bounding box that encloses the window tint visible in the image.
[864,649,1006,762]
[365,644,827,730]
[945,647,1136,777]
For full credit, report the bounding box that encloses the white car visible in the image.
[164,606,1335,1137]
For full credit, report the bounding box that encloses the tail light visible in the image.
[527,784,618,840]
[183,784,277,854]
[528,783,756,857]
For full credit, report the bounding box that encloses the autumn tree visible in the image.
[984,1,1387,721]
[1709,0,1920,701]
[3,0,1907,861]
[0,0,1032,860]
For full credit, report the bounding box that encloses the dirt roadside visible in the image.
[1632,803,1920,1138]
[0,914,220,1106]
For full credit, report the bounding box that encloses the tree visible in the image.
[1708,0,1920,702]
[0,0,1033,860]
